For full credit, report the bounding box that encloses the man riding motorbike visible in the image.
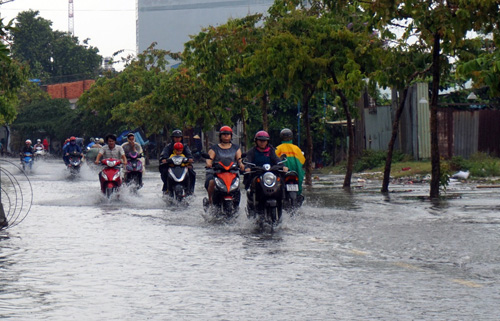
[160,129,195,195]
[205,125,245,204]
[275,128,305,195]
[63,136,83,167]
[20,139,34,162]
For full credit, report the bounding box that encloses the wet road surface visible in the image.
[1,158,499,320]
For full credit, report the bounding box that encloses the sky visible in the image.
[1,0,136,69]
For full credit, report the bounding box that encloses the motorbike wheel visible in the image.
[223,200,234,217]
[266,206,279,225]
[105,187,114,199]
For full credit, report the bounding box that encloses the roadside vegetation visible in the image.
[320,151,500,183]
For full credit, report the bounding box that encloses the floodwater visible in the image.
[1,158,499,320]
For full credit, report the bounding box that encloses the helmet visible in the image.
[174,142,184,151]
[280,128,293,141]
[98,138,104,144]
[219,126,233,135]
[171,129,183,138]
[25,139,32,145]
[37,139,41,143]
[254,130,270,141]
[70,136,76,141]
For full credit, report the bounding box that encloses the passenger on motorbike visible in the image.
[95,134,127,165]
[160,129,195,194]
[205,125,245,204]
[63,136,83,167]
[275,128,305,195]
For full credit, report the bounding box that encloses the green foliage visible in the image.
[11,98,78,141]
[468,153,500,177]
[354,149,406,172]
[0,47,29,124]
[11,10,102,83]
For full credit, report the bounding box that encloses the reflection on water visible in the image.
[0,160,499,320]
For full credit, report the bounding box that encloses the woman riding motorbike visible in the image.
[205,126,245,204]
[244,130,286,189]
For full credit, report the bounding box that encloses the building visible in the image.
[136,0,275,55]
[43,80,95,109]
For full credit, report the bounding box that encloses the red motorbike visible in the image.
[202,156,241,219]
[99,158,122,198]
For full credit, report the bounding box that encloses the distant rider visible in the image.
[275,128,305,195]
[160,129,195,195]
[20,139,34,162]
[63,136,83,167]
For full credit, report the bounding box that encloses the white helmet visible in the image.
[25,139,32,144]
[37,139,41,143]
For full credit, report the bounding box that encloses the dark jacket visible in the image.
[160,143,193,161]
[244,145,280,168]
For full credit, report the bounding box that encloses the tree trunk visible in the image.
[430,32,441,199]
[240,107,248,152]
[381,87,409,193]
[261,91,269,132]
[342,95,355,189]
[303,92,313,186]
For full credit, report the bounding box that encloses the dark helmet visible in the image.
[171,129,183,138]
[254,130,270,141]
[280,128,293,141]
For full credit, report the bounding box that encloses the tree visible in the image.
[369,0,500,198]
[250,1,383,188]
[11,10,102,83]
[11,98,78,143]
[78,44,179,137]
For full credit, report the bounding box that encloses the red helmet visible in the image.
[174,142,184,151]
[219,126,233,135]
[70,136,76,141]
[254,130,270,141]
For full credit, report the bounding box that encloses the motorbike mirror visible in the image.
[280,154,287,161]
[241,152,247,158]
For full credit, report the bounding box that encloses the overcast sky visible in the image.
[1,0,136,69]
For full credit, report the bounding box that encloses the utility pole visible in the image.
[68,0,74,36]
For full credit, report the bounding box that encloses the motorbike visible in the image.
[99,158,122,198]
[160,155,191,202]
[282,170,304,214]
[67,151,83,176]
[244,158,288,228]
[124,152,143,190]
[202,155,241,219]
[34,146,46,161]
[21,152,34,173]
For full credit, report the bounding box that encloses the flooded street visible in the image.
[1,158,499,320]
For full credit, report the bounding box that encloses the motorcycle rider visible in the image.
[205,125,245,204]
[160,129,195,194]
[34,139,44,151]
[244,130,286,189]
[95,134,127,166]
[121,132,145,186]
[275,128,305,195]
[63,136,84,167]
[20,139,34,162]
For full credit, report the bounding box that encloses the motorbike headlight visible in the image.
[101,171,107,179]
[215,177,226,190]
[230,177,240,192]
[112,171,121,180]
[263,172,277,188]
[107,160,117,167]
